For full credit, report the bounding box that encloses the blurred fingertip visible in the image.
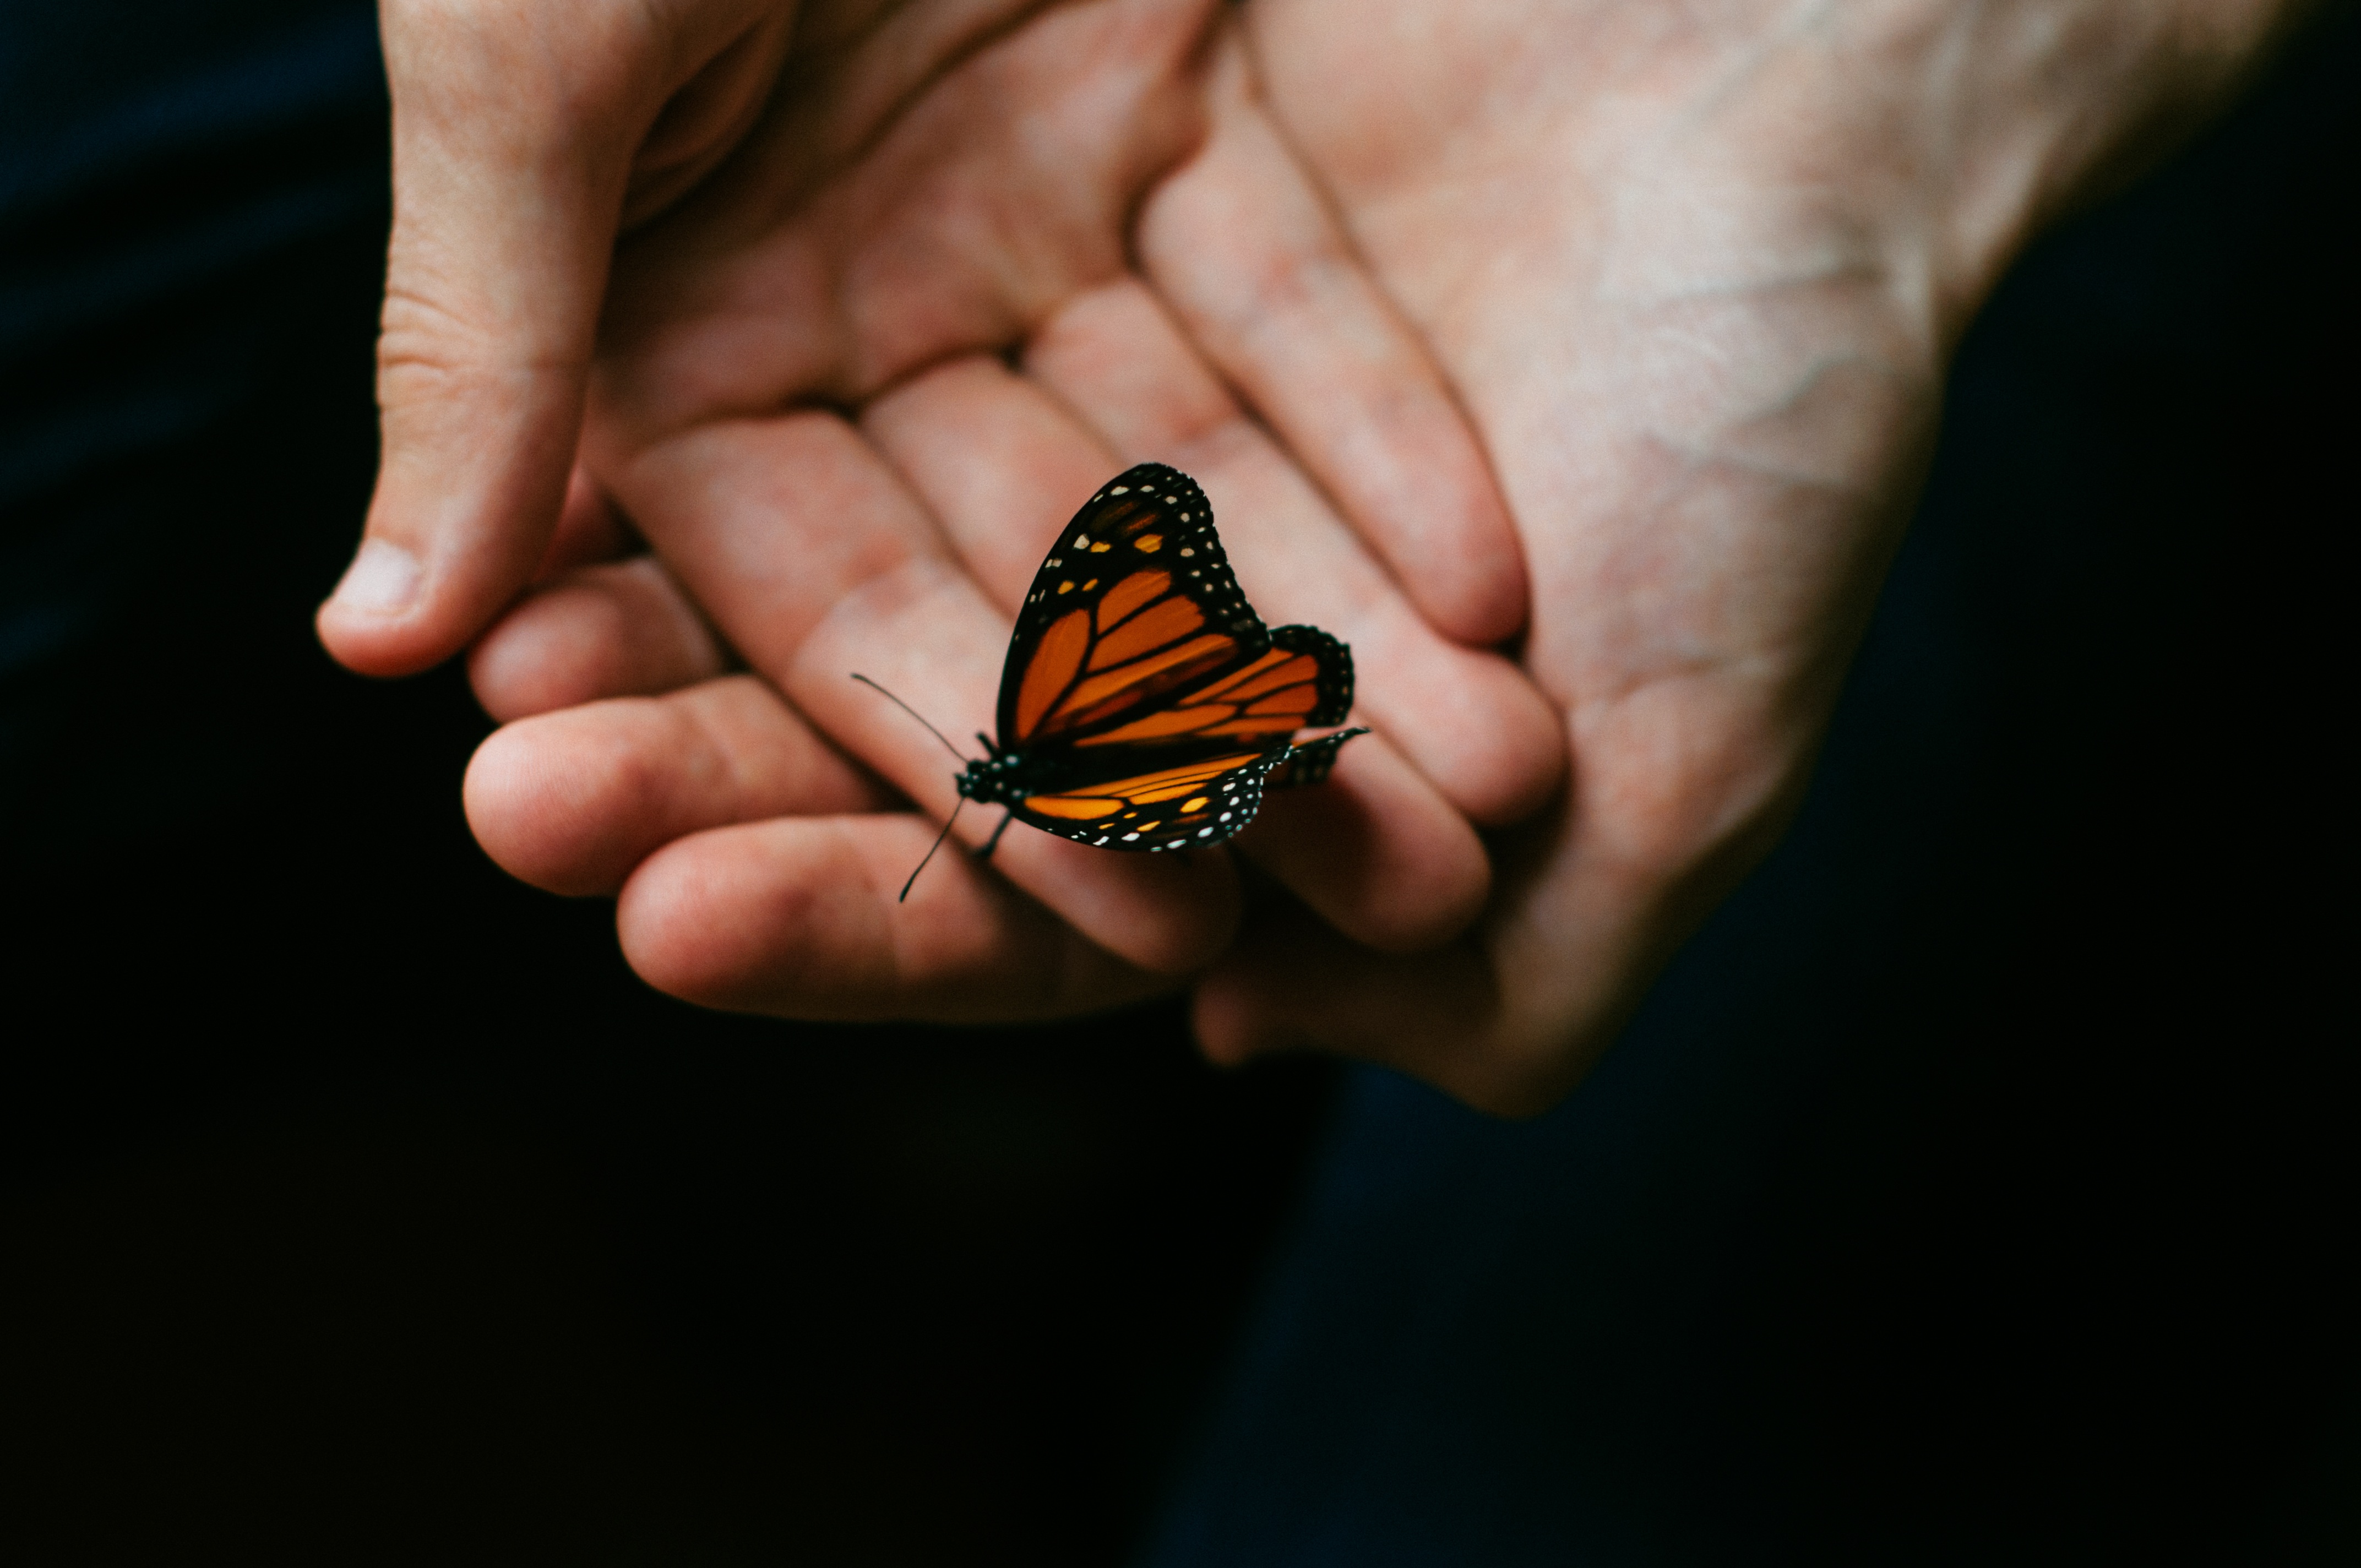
[1450,556,1529,651]
[1189,976,1257,1065]
[1189,961,1318,1068]
[1016,838,1243,980]
[1399,500,1527,650]
[1454,680,1569,830]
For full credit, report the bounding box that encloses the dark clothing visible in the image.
[2,1,388,838]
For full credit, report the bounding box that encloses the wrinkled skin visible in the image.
[328,0,2305,1110]
[1185,0,2305,1108]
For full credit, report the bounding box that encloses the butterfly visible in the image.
[861,462,1369,898]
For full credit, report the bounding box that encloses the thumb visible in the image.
[319,2,762,676]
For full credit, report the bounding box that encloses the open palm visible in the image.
[450,0,1562,1022]
[1188,0,2296,1108]
[421,0,2291,1107]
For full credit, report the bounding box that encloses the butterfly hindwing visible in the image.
[1005,745,1294,852]
[1004,722,1373,853]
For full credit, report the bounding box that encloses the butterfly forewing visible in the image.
[1008,747,1294,852]
[996,464,1269,750]
[1062,624,1347,750]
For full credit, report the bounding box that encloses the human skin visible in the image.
[330,0,2311,1109]
[336,0,1562,1015]
[1177,0,2315,1110]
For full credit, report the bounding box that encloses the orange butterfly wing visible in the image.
[995,466,1352,745]
[1006,727,1371,852]
[982,463,1366,852]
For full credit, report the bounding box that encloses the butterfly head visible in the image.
[954,750,1028,807]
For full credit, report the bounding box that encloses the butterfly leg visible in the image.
[972,809,1016,862]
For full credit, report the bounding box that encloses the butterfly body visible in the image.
[956,463,1368,855]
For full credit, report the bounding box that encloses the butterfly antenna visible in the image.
[900,796,967,903]
[852,673,967,762]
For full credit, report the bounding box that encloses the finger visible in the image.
[863,352,1487,952]
[319,1,787,677]
[531,465,639,584]
[1235,739,1486,955]
[1195,887,1617,1119]
[859,355,1116,601]
[1138,28,1527,647]
[1197,750,1781,1116]
[584,0,1218,454]
[469,556,729,722]
[1191,903,1538,1109]
[600,408,1243,976]
[618,813,1172,1022]
[1022,280,1565,829]
[464,674,890,896]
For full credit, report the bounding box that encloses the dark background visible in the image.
[0,6,1326,1560]
[3,3,2355,1562]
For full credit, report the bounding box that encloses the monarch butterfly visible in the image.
[861,462,1369,899]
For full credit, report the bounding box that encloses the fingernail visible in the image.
[330,538,423,616]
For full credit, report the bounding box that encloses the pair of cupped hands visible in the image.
[318,0,2289,1112]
